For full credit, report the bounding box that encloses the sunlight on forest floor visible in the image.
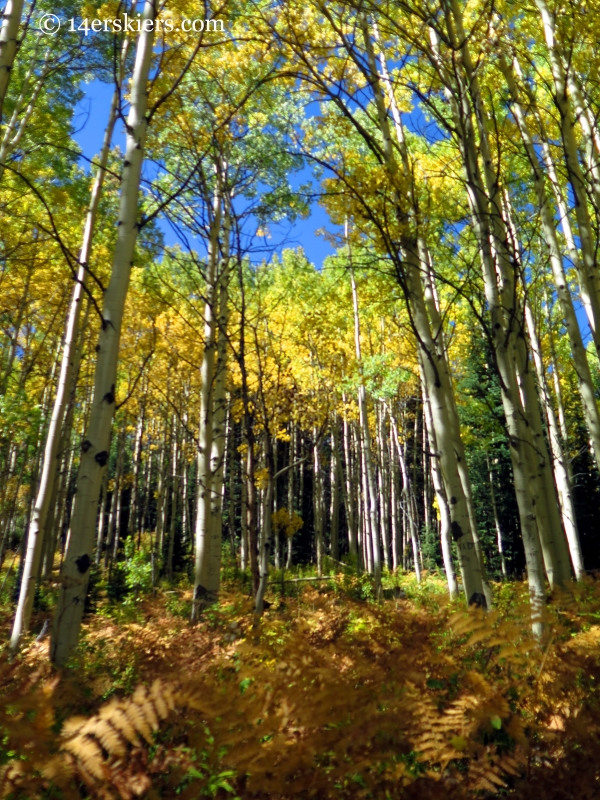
[2,572,600,798]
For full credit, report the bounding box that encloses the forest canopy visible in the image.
[2,0,600,797]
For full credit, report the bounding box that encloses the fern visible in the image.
[4,581,600,797]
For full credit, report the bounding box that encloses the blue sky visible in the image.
[72,79,339,267]
[72,79,594,349]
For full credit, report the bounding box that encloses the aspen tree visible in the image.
[514,54,599,345]
[350,261,382,598]
[240,462,248,571]
[0,47,50,182]
[341,395,358,561]
[43,299,91,578]
[51,2,158,665]
[11,59,126,648]
[104,425,126,571]
[43,432,75,577]
[192,182,223,610]
[286,421,295,568]
[329,418,340,562]
[0,0,24,124]
[389,421,402,571]
[534,0,600,354]
[389,412,421,583]
[502,191,572,586]
[462,16,570,590]
[227,415,237,560]
[525,303,584,578]
[362,16,486,604]
[313,433,325,577]
[127,399,146,540]
[422,383,458,597]
[499,55,600,476]
[425,19,550,614]
[166,417,180,582]
[95,469,110,565]
[206,212,232,594]
[153,421,169,578]
[236,254,259,593]
[416,237,489,595]
[376,404,390,569]
[254,437,274,619]
[486,457,508,580]
[181,407,191,547]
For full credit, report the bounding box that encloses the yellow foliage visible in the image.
[272,507,304,538]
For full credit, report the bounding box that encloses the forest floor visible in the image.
[2,567,600,799]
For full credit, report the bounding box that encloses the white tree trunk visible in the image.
[376,404,390,569]
[11,70,123,649]
[0,0,24,123]
[422,383,458,598]
[166,418,180,581]
[206,216,231,594]
[128,401,145,539]
[365,22,486,604]
[313,435,324,577]
[330,417,340,562]
[428,21,548,620]
[341,396,358,560]
[500,56,600,473]
[350,264,381,597]
[525,304,584,578]
[50,6,156,666]
[192,187,223,612]
[501,190,572,587]
[487,459,508,580]
[240,454,249,572]
[389,414,421,583]
[534,0,600,355]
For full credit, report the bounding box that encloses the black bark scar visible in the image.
[450,521,463,541]
[75,554,90,574]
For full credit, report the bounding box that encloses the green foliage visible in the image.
[122,537,154,599]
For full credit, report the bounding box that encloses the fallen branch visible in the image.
[267,576,335,585]
[323,556,354,570]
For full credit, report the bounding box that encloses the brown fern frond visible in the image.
[101,706,141,747]
[123,700,154,743]
[90,719,128,758]
[63,735,105,781]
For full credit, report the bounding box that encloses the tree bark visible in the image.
[422,383,458,598]
[525,303,584,578]
[500,55,600,474]
[330,417,340,562]
[428,20,547,622]
[350,262,381,598]
[192,185,222,611]
[11,67,120,650]
[206,220,231,594]
[313,434,324,576]
[51,5,157,666]
[0,0,24,125]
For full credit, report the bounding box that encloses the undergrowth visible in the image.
[1,570,600,798]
